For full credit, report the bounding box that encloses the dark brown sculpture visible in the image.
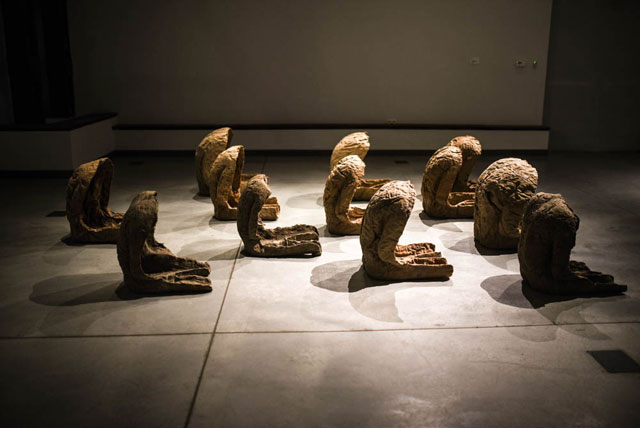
[330,132,390,201]
[117,191,212,293]
[65,158,123,243]
[323,155,366,235]
[360,180,453,280]
[421,136,482,218]
[208,145,280,221]
[518,193,626,295]
[238,175,321,257]
[195,127,233,196]
[474,158,538,250]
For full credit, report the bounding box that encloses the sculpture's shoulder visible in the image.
[523,192,578,231]
[448,135,482,157]
[426,146,463,172]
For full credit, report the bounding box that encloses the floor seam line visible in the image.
[0,332,212,340]
[183,243,241,428]
[212,320,640,335]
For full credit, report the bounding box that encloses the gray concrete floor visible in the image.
[0,152,639,427]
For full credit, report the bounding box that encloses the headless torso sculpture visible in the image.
[422,136,481,218]
[323,155,366,235]
[237,175,322,257]
[208,145,280,221]
[117,191,212,293]
[66,158,123,243]
[330,132,391,201]
[360,180,453,280]
[518,193,626,295]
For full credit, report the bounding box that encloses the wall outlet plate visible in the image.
[470,57,480,65]
[515,59,527,68]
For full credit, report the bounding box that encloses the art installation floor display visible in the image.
[209,145,280,221]
[474,158,538,250]
[66,157,123,243]
[237,175,322,257]
[421,136,482,219]
[360,180,453,280]
[323,155,366,235]
[330,132,391,201]
[117,191,212,293]
[518,192,627,295]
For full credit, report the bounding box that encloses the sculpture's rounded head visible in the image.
[523,192,579,232]
[199,127,233,150]
[369,180,416,214]
[244,174,272,200]
[335,154,366,179]
[448,135,481,160]
[130,190,158,205]
[330,132,370,169]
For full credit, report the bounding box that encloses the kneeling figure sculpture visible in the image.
[360,181,453,280]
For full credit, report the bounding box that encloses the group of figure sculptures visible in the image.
[64,128,626,296]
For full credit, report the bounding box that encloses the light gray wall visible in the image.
[544,0,640,151]
[68,0,552,126]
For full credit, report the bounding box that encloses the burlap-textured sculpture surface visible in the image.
[195,127,233,196]
[360,180,453,280]
[238,175,321,257]
[209,145,279,220]
[474,157,538,250]
[330,132,390,201]
[518,193,626,295]
[323,155,366,235]
[421,136,481,218]
[117,191,212,293]
[66,157,123,243]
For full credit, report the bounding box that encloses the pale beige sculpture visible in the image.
[65,158,123,243]
[360,180,453,280]
[421,136,482,218]
[518,193,626,295]
[209,145,280,221]
[117,191,212,293]
[330,132,391,201]
[195,127,233,196]
[238,175,321,257]
[323,155,366,235]
[474,158,538,250]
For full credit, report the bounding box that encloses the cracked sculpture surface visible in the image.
[117,191,212,293]
[360,180,453,280]
[518,193,626,295]
[421,136,482,218]
[195,127,233,196]
[474,157,538,250]
[323,155,366,235]
[66,157,123,243]
[238,175,321,257]
[208,145,279,220]
[330,132,390,201]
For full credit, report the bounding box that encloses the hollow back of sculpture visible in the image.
[448,135,482,192]
[195,127,232,195]
[66,157,123,243]
[208,145,244,219]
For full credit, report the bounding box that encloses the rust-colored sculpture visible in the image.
[208,145,280,221]
[330,132,390,201]
[238,175,321,257]
[421,136,482,218]
[323,155,366,235]
[65,158,123,243]
[518,193,626,295]
[195,127,233,196]
[474,158,538,250]
[117,191,212,293]
[360,180,453,280]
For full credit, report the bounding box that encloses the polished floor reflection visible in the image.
[0,152,638,427]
